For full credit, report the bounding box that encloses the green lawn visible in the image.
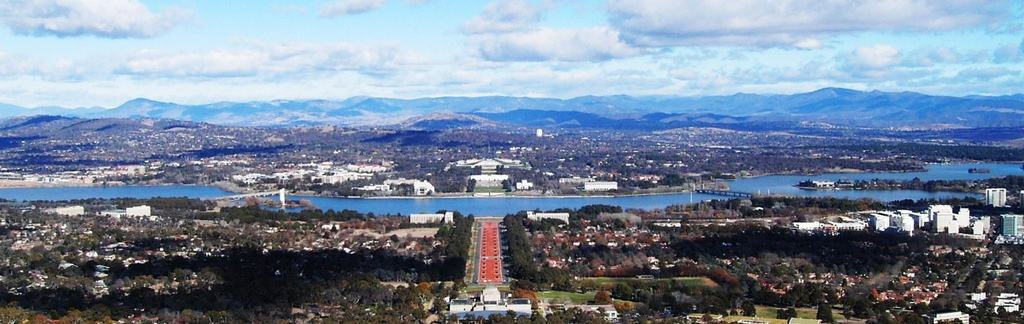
[580,276,716,287]
[465,284,511,293]
[472,186,507,193]
[722,316,788,324]
[536,290,596,305]
[755,305,845,321]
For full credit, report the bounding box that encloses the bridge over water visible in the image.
[695,189,754,198]
[211,188,286,206]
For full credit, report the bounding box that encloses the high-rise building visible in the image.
[987,188,1007,207]
[871,214,891,231]
[929,205,955,233]
[1002,214,1023,236]
[935,213,956,233]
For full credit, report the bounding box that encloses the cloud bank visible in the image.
[0,0,193,38]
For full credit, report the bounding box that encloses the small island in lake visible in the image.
[968,168,991,173]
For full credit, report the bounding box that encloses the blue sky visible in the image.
[0,0,1022,107]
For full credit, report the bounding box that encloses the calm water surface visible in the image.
[0,163,1018,215]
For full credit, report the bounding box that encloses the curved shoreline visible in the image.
[3,162,1017,200]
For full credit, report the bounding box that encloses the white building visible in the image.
[232,173,270,185]
[583,181,618,192]
[527,211,569,223]
[792,222,823,231]
[934,213,956,233]
[925,311,969,324]
[810,180,835,189]
[515,180,534,191]
[451,158,531,173]
[449,285,531,319]
[470,174,509,187]
[871,214,891,231]
[995,293,1020,313]
[315,171,372,184]
[957,208,971,229]
[383,179,435,196]
[536,129,543,137]
[47,206,85,216]
[930,205,958,233]
[126,205,151,217]
[409,212,454,224]
[101,205,154,220]
[345,164,389,173]
[412,181,435,195]
[987,188,1008,207]
[558,177,594,184]
[566,305,618,322]
[971,216,991,235]
[827,219,867,231]
[893,214,917,232]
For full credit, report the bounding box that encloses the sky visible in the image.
[0,0,1022,108]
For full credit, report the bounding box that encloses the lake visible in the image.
[0,163,1018,216]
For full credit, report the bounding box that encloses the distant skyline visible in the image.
[0,0,1022,108]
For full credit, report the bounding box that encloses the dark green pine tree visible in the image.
[817,303,834,323]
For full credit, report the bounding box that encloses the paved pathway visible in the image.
[475,221,503,285]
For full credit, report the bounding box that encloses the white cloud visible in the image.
[793,39,824,50]
[0,0,193,38]
[992,38,1024,63]
[608,0,1010,48]
[113,42,428,78]
[319,0,387,18]
[461,0,540,34]
[955,67,1019,80]
[845,45,902,70]
[475,27,643,62]
[462,0,641,62]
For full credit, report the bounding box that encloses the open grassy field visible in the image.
[473,186,507,193]
[580,276,717,288]
[755,305,845,321]
[536,290,596,305]
[722,316,788,324]
[465,284,511,293]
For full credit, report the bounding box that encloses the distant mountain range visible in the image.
[3,88,1024,129]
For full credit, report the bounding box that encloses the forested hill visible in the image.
[2,88,1023,129]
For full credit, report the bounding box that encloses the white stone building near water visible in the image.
[409,212,454,224]
[583,181,618,192]
[101,205,156,220]
[527,211,569,223]
[514,180,534,191]
[46,206,85,216]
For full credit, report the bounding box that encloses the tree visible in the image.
[594,290,613,304]
[817,304,834,323]
[741,300,757,317]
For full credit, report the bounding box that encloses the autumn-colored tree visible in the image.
[594,290,612,304]
[614,301,633,312]
[512,288,538,303]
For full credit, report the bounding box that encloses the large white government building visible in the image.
[409,212,454,224]
[526,211,570,223]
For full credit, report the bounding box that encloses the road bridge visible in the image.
[212,188,286,206]
[695,189,754,198]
